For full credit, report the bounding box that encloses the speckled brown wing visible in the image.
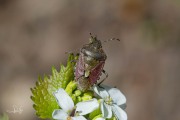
[75,53,85,80]
[89,61,105,85]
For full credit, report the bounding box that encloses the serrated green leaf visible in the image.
[30,54,76,119]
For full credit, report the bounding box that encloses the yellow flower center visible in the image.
[105,96,113,105]
[67,116,72,120]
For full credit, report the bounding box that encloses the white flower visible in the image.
[93,85,127,120]
[52,88,99,120]
[94,118,105,120]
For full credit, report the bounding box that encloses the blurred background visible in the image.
[0,0,180,120]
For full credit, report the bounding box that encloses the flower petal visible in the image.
[112,105,127,120]
[100,102,112,118]
[100,85,126,106]
[72,116,87,120]
[93,85,109,99]
[76,98,99,115]
[53,88,74,112]
[109,88,126,106]
[95,118,106,120]
[52,109,68,119]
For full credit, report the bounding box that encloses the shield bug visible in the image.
[75,33,119,91]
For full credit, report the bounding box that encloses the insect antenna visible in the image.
[103,37,120,43]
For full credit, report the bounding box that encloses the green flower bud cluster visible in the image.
[65,81,93,104]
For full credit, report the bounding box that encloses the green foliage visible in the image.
[0,113,9,120]
[30,54,76,119]
[89,107,101,120]
[65,80,94,104]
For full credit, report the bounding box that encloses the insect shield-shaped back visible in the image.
[75,35,107,91]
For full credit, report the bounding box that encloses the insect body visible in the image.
[75,34,107,91]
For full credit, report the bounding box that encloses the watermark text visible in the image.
[6,105,23,114]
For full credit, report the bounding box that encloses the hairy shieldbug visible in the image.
[74,33,120,91]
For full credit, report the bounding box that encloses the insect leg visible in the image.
[97,69,108,86]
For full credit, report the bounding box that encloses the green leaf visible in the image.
[89,107,101,120]
[92,114,103,120]
[0,113,9,120]
[30,54,76,119]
